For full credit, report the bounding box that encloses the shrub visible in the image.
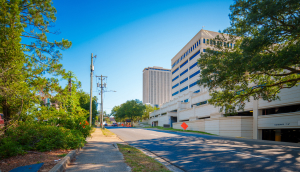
[0,121,89,158]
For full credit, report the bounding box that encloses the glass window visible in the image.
[189,50,200,61]
[189,70,200,79]
[180,60,188,68]
[203,49,206,52]
[203,39,205,43]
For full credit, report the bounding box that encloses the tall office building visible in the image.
[143,66,171,106]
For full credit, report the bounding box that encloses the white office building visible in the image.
[143,66,171,106]
[149,29,300,143]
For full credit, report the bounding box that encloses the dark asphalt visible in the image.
[106,127,300,172]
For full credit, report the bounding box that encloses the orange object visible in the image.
[181,122,188,130]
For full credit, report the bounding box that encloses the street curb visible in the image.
[49,135,92,172]
[114,134,184,172]
[146,128,300,150]
[134,146,185,172]
[48,147,81,172]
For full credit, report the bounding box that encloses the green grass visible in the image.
[144,126,216,135]
[57,153,67,157]
[117,144,171,172]
[101,128,116,137]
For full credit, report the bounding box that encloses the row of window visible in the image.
[180,77,188,84]
[172,37,235,69]
[180,60,188,68]
[191,100,207,107]
[203,39,235,48]
[194,90,200,93]
[189,50,200,61]
[180,69,188,76]
[172,83,179,89]
[189,62,198,70]
[172,67,179,75]
[172,70,200,90]
[189,81,198,88]
[172,91,179,96]
[145,68,171,72]
[172,39,202,69]
[190,70,200,79]
[180,86,188,92]
[172,75,179,82]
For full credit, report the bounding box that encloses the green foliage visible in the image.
[0,122,88,158]
[0,0,72,131]
[112,100,145,124]
[198,0,300,114]
[143,104,159,120]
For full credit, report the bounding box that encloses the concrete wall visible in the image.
[258,112,300,129]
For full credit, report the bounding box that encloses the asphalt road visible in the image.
[107,127,300,172]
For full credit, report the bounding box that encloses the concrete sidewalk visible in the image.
[65,128,131,172]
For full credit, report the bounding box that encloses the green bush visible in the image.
[0,121,90,159]
[0,137,26,158]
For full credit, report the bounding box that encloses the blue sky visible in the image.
[50,0,234,114]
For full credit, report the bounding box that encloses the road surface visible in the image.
[107,127,300,172]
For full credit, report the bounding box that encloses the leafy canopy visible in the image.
[198,0,300,114]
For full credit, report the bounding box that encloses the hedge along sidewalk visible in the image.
[49,129,95,172]
[64,127,131,172]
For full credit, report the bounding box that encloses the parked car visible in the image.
[112,123,118,127]
[104,123,108,126]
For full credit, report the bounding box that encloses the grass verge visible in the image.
[117,144,171,172]
[101,128,116,137]
[144,126,216,135]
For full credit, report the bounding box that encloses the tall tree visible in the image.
[0,0,71,131]
[198,0,300,114]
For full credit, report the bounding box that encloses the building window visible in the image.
[172,83,179,89]
[224,42,226,46]
[180,86,188,92]
[172,75,179,82]
[180,60,188,68]
[191,100,207,107]
[190,61,198,70]
[180,68,188,76]
[172,91,179,96]
[194,90,200,93]
[189,50,200,61]
[203,39,205,43]
[189,70,200,79]
[189,81,198,88]
[203,49,206,52]
[172,67,179,74]
[180,77,188,84]
[207,39,209,44]
[184,99,189,103]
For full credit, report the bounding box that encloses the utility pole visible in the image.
[89,53,96,127]
[96,75,107,129]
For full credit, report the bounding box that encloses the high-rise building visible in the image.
[143,66,171,106]
[149,29,300,143]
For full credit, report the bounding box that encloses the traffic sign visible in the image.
[181,122,188,130]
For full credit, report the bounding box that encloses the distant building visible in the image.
[143,66,171,106]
